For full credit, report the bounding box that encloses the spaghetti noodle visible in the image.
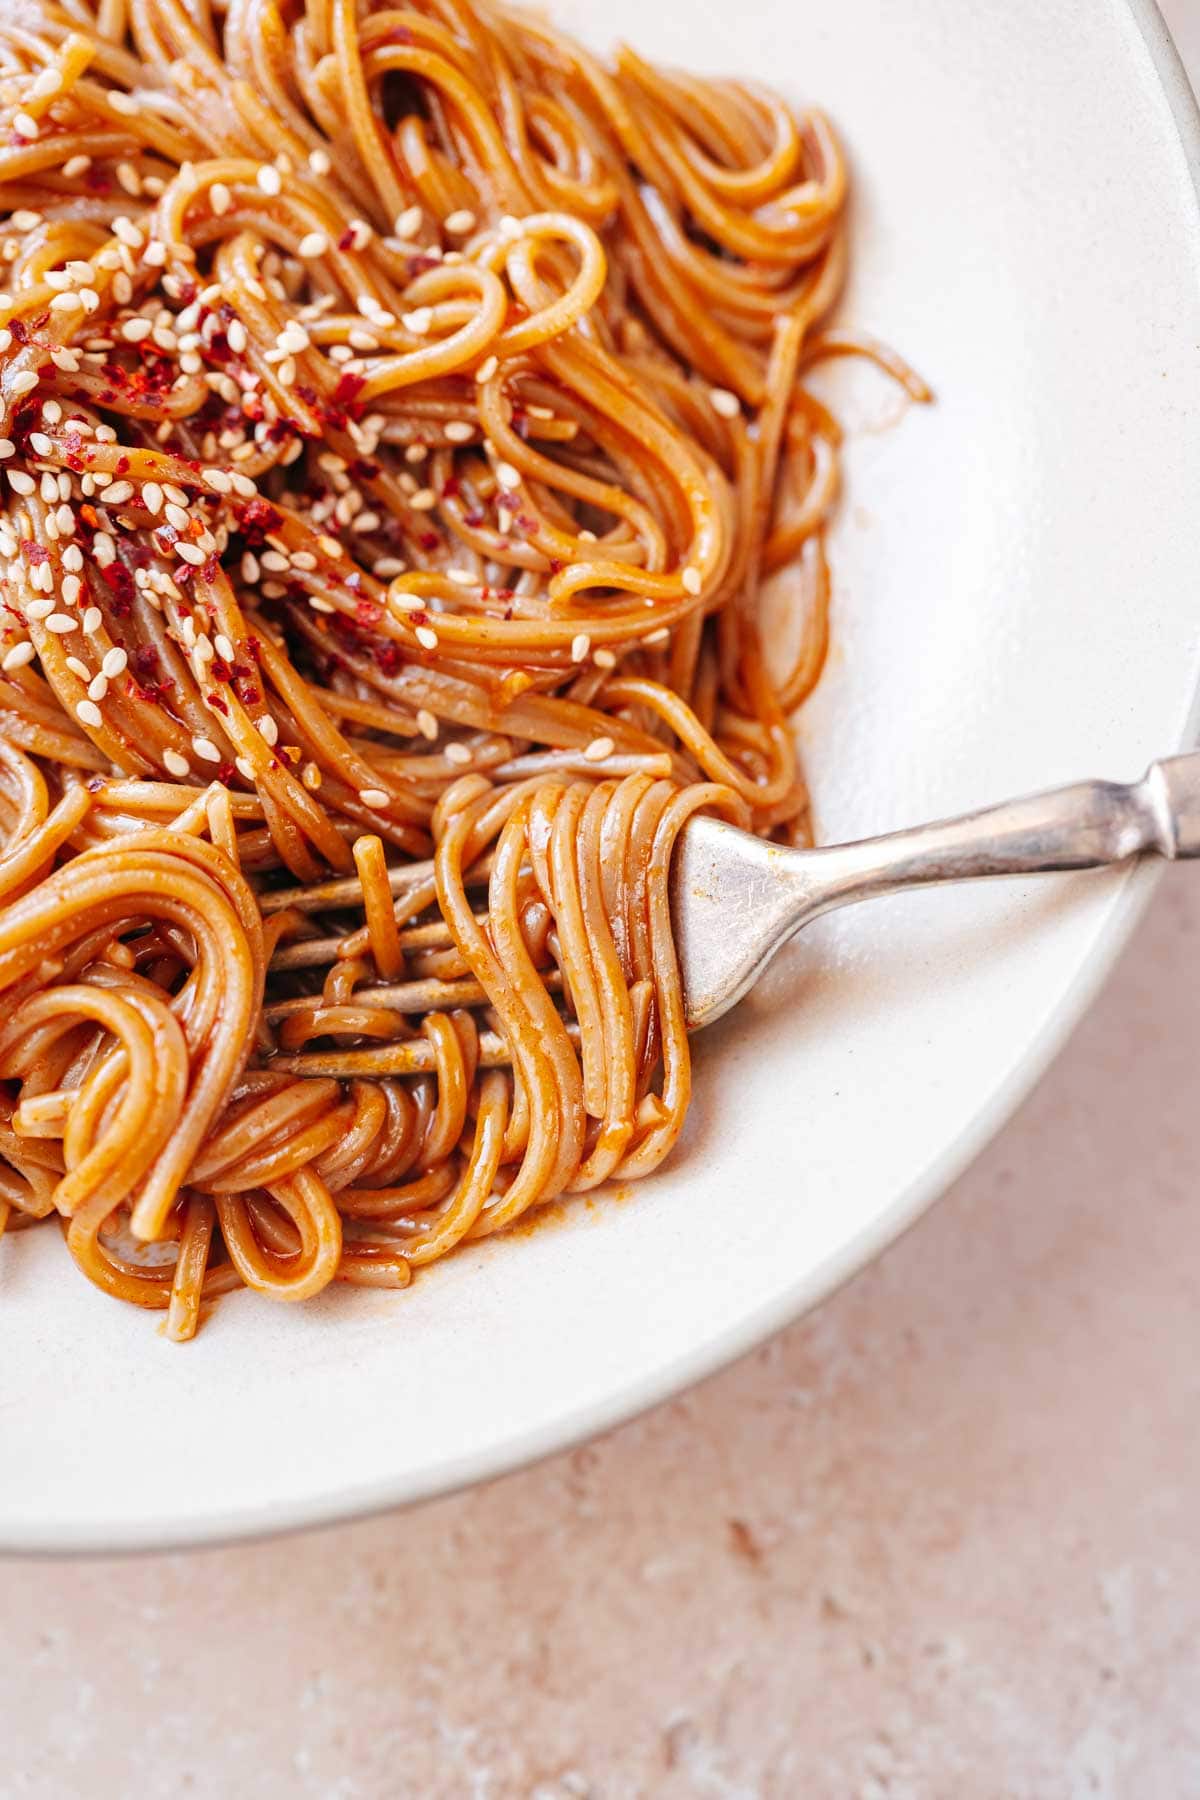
[0,0,928,1335]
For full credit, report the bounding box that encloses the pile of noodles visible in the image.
[0,0,928,1336]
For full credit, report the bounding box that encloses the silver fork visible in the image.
[271,753,1200,1078]
[673,751,1200,1028]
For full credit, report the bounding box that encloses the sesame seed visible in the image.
[682,566,702,595]
[76,699,102,727]
[585,736,615,762]
[402,307,433,336]
[102,647,128,678]
[31,69,62,97]
[709,386,741,419]
[210,183,232,215]
[176,542,206,566]
[163,749,190,777]
[11,210,42,231]
[444,420,474,443]
[87,673,108,701]
[309,595,334,614]
[13,113,38,141]
[446,568,475,587]
[116,161,141,196]
[475,355,499,383]
[49,290,83,314]
[66,655,91,679]
[46,614,77,634]
[62,545,83,573]
[358,787,389,808]
[256,164,282,196]
[241,551,260,583]
[257,714,278,746]
[28,431,51,455]
[0,330,10,352]
[113,216,143,249]
[108,91,138,115]
[309,148,332,176]
[498,215,522,239]
[192,736,221,762]
[404,444,428,465]
[416,709,438,740]
[226,318,248,354]
[121,316,152,342]
[645,626,671,645]
[42,398,62,422]
[141,482,164,516]
[63,155,92,179]
[202,469,232,494]
[298,231,328,258]
[143,240,168,267]
[61,575,82,605]
[8,470,35,494]
[571,633,590,662]
[414,625,438,651]
[495,461,521,491]
[2,640,34,671]
[0,440,12,458]
[302,760,322,790]
[444,208,477,235]
[444,741,472,765]
[594,648,617,669]
[394,204,423,238]
[409,487,437,512]
[317,535,342,559]
[260,550,289,572]
[347,219,371,250]
[388,589,424,612]
[165,503,190,531]
[10,372,38,397]
[78,288,100,313]
[26,599,54,620]
[103,480,134,505]
[82,607,102,633]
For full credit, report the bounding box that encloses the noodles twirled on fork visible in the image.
[0,0,928,1333]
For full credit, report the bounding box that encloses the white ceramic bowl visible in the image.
[4,0,1200,1553]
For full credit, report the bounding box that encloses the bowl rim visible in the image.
[7,0,1200,1560]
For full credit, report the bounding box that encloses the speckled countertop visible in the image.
[5,11,1200,1796]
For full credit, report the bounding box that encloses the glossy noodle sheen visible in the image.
[0,0,928,1336]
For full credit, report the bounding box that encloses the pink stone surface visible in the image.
[4,14,1200,1794]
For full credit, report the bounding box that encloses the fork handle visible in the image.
[803,751,1200,912]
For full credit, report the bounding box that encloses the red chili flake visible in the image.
[206,331,231,364]
[407,254,440,278]
[355,598,383,627]
[336,227,357,252]
[236,498,283,544]
[385,23,413,41]
[244,635,263,661]
[209,657,232,684]
[441,476,461,501]
[177,280,197,308]
[295,384,319,408]
[207,692,229,715]
[348,459,380,482]
[115,455,130,476]
[98,561,135,610]
[85,168,113,195]
[332,371,366,406]
[19,540,48,566]
[9,318,29,346]
[419,532,439,553]
[132,646,160,677]
[464,509,484,528]
[409,608,429,626]
[345,571,362,591]
[373,639,403,676]
[199,555,219,584]
[175,563,194,587]
[548,558,563,575]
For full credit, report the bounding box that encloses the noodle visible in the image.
[0,0,928,1335]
